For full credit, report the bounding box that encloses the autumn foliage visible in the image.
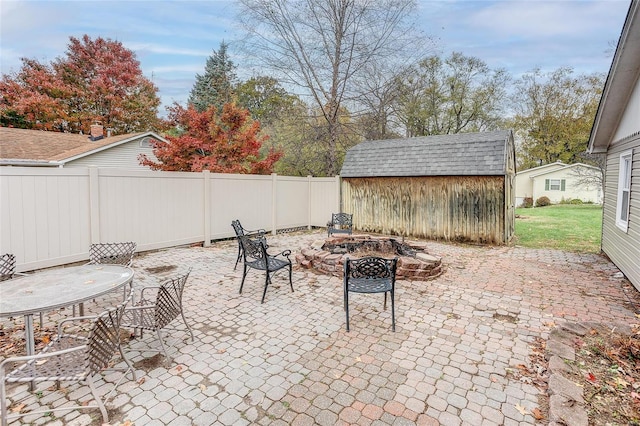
[0,35,160,133]
[140,103,282,174]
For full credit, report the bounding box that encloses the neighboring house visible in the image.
[340,130,516,244]
[587,0,640,291]
[515,161,603,206]
[0,124,166,169]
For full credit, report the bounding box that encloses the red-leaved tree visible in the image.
[0,35,160,133]
[140,103,282,174]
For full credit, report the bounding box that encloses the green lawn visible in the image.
[514,204,603,253]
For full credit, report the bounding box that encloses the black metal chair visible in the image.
[120,270,194,364]
[328,213,353,237]
[238,235,293,304]
[343,256,398,332]
[231,220,267,270]
[0,295,136,426]
[0,253,17,282]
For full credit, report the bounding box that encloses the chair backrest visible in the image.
[238,235,269,265]
[231,220,245,237]
[345,256,397,280]
[89,242,137,266]
[332,213,353,227]
[154,270,191,329]
[0,253,16,281]
[86,296,130,374]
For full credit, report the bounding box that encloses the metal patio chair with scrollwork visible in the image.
[327,213,353,237]
[344,256,398,332]
[238,235,293,304]
[119,270,194,364]
[0,295,136,426]
[231,220,267,270]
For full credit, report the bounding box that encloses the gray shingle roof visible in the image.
[340,130,513,177]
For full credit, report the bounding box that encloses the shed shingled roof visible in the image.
[340,130,513,178]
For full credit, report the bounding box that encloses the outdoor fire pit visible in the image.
[296,235,443,280]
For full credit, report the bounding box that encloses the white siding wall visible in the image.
[602,138,640,291]
[531,167,602,204]
[614,76,640,141]
[514,164,565,206]
[66,139,158,169]
[0,167,339,272]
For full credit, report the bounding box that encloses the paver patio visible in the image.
[2,230,639,425]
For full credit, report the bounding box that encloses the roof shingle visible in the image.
[340,130,513,177]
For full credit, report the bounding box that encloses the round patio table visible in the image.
[0,264,134,357]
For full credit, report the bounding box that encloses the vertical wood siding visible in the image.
[342,176,507,244]
[602,136,640,290]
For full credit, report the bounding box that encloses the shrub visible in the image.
[535,196,551,207]
[521,197,533,208]
[569,198,584,205]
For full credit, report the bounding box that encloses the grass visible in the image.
[514,204,603,253]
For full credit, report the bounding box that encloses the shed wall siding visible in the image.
[602,136,640,290]
[342,176,506,244]
[66,139,158,169]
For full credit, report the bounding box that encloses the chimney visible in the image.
[90,123,104,141]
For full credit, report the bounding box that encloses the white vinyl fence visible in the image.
[0,167,340,272]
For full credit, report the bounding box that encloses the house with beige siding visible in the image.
[0,125,165,169]
[515,161,603,206]
[588,0,640,291]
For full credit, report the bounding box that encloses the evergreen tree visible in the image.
[188,41,237,112]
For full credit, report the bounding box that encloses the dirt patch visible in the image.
[144,265,177,274]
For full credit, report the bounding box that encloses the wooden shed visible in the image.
[340,130,516,244]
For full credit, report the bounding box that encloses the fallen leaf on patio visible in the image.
[175,365,183,372]
[82,400,90,406]
[355,357,361,362]
[531,407,543,420]
[589,328,598,335]
[515,403,528,415]
[217,349,226,354]
[543,321,555,327]
[41,335,50,344]
[490,376,499,382]
[614,376,629,388]
[10,403,25,413]
[120,421,134,426]
[137,377,146,385]
[199,384,206,391]
[586,372,597,382]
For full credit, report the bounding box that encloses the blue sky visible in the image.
[0,0,631,113]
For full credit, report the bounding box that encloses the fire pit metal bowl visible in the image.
[296,235,443,280]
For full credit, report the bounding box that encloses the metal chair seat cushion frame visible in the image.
[0,297,136,426]
[238,235,293,304]
[343,256,398,332]
[231,220,267,270]
[119,270,194,363]
[328,213,353,237]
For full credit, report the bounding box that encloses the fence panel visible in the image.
[0,167,338,271]
[0,168,92,271]
[97,169,205,251]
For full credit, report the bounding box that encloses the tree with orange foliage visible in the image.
[0,35,160,133]
[140,102,282,174]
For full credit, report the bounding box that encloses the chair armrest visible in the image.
[139,285,161,301]
[245,228,266,236]
[273,250,292,259]
[0,345,87,369]
[123,304,155,312]
[57,315,100,334]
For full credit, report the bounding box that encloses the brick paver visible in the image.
[2,230,639,425]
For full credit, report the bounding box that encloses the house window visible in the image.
[545,179,565,191]
[616,150,633,232]
[139,137,154,148]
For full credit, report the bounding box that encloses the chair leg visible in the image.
[234,244,242,270]
[391,290,396,332]
[86,374,109,423]
[288,265,294,293]
[345,290,350,331]
[261,272,270,304]
[1,369,7,426]
[157,329,172,362]
[180,309,194,341]
[384,292,388,310]
[239,264,248,294]
[118,342,138,382]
